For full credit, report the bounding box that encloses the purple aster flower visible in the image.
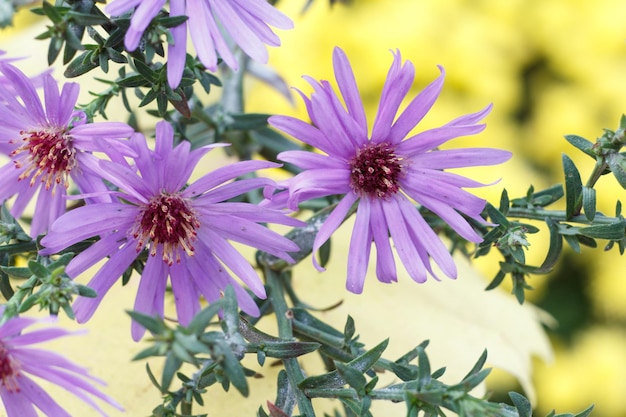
[268,47,512,293]
[105,0,293,88]
[0,63,135,237]
[40,121,302,340]
[0,314,122,416]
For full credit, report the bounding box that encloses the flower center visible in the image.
[11,128,77,191]
[0,344,20,392]
[349,142,403,198]
[132,192,200,265]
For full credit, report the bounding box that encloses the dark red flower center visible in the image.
[0,344,20,392]
[349,142,403,198]
[132,192,200,265]
[11,128,77,192]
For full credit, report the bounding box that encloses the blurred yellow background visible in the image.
[2,0,626,416]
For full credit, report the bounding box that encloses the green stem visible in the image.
[265,267,316,417]
[507,207,621,224]
[586,159,609,188]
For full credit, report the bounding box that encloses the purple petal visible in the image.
[312,193,358,270]
[278,150,346,170]
[370,198,397,283]
[371,50,415,144]
[386,66,445,144]
[185,160,279,197]
[397,196,457,278]
[346,198,372,294]
[211,1,268,63]
[198,228,266,297]
[167,0,187,89]
[132,254,168,341]
[169,262,200,327]
[73,243,138,323]
[445,103,492,126]
[410,148,512,169]
[397,124,487,156]
[65,232,129,276]
[333,47,368,136]
[11,376,70,417]
[383,196,427,283]
[41,203,136,253]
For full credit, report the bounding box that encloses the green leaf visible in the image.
[27,260,49,278]
[509,392,532,417]
[64,51,98,78]
[133,59,158,83]
[582,186,596,221]
[485,203,510,228]
[532,218,562,274]
[117,74,149,88]
[67,10,109,25]
[0,266,33,279]
[299,339,388,389]
[318,238,331,269]
[126,310,167,334]
[607,153,626,189]
[335,362,367,392]
[161,351,182,391]
[257,341,320,359]
[216,339,249,396]
[532,184,565,207]
[499,189,510,214]
[564,134,595,158]
[229,113,270,130]
[76,284,97,298]
[42,1,63,23]
[562,153,583,220]
[578,221,626,240]
[187,301,223,334]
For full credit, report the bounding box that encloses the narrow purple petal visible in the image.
[0,64,46,123]
[212,0,268,63]
[167,0,187,89]
[383,197,427,283]
[15,376,72,417]
[445,103,492,126]
[73,243,138,323]
[63,232,128,276]
[185,160,279,197]
[0,384,40,417]
[278,150,347,170]
[43,74,61,126]
[197,228,266,297]
[40,203,136,253]
[132,254,168,341]
[398,196,457,278]
[371,51,415,144]
[170,262,200,327]
[346,198,372,294]
[58,81,80,125]
[397,124,487,156]
[370,198,397,283]
[333,47,368,136]
[312,193,358,270]
[386,66,445,144]
[410,148,512,169]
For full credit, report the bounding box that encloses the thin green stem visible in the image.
[586,159,609,188]
[507,207,621,224]
[265,267,316,417]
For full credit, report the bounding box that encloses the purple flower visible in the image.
[268,47,512,293]
[0,314,122,416]
[0,63,135,237]
[40,121,302,340]
[105,0,293,88]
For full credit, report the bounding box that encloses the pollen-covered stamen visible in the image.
[132,192,200,265]
[0,344,20,392]
[10,128,77,191]
[349,142,403,198]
